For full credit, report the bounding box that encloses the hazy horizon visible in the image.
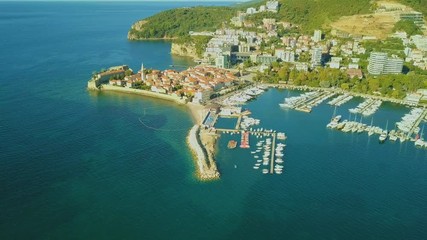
[0,0,249,2]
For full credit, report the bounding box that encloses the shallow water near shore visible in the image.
[1,1,427,240]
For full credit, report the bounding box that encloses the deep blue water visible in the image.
[1,2,427,240]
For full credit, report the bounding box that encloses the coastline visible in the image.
[186,102,205,125]
[187,125,220,181]
[92,84,219,181]
[98,84,206,124]
[99,85,186,104]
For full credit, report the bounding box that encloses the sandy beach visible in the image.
[186,102,206,125]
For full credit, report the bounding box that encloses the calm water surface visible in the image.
[1,2,427,240]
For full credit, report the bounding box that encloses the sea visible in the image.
[1,1,427,239]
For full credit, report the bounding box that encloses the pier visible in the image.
[235,115,242,130]
[270,132,276,174]
[283,90,335,113]
[408,109,427,139]
[188,125,220,180]
[216,128,276,136]
[328,94,353,106]
[349,99,382,116]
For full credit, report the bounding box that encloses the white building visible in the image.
[246,7,257,14]
[348,63,359,69]
[311,47,322,67]
[283,51,295,62]
[275,49,295,62]
[384,57,404,74]
[368,52,403,75]
[266,1,279,12]
[215,55,230,69]
[329,57,342,69]
[193,90,212,104]
[313,30,322,43]
[411,35,427,51]
[404,47,412,57]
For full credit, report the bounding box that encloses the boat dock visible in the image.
[282,91,335,113]
[349,99,382,116]
[328,94,353,106]
[235,115,242,129]
[270,132,276,174]
[216,128,276,136]
[408,109,427,139]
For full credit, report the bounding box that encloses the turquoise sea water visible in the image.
[1,2,427,239]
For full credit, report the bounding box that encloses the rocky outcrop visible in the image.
[187,125,220,181]
[127,20,147,40]
[171,42,199,59]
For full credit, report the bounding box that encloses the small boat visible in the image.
[262,169,269,174]
[227,140,237,149]
[379,120,388,143]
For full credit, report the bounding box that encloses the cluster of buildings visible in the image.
[191,0,427,82]
[203,18,369,79]
[231,1,279,28]
[245,1,279,15]
[109,63,237,104]
[391,33,427,70]
[368,52,404,75]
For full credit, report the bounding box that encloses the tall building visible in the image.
[368,52,387,75]
[266,1,279,12]
[313,30,322,43]
[276,49,295,62]
[400,11,424,26]
[384,57,404,74]
[215,54,230,69]
[311,47,322,67]
[368,52,403,75]
[283,51,295,63]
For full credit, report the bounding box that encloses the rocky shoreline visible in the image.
[90,83,219,181]
[187,125,220,181]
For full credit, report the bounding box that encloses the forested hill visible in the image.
[128,0,426,40]
[277,0,372,30]
[128,7,235,40]
[400,0,427,15]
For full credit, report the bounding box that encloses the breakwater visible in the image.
[99,85,186,104]
[187,125,220,180]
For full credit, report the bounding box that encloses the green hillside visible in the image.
[128,0,426,40]
[277,0,372,31]
[128,7,235,39]
[400,0,427,15]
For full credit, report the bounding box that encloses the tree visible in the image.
[393,20,422,36]
[278,67,288,81]
[341,83,350,90]
[125,69,133,76]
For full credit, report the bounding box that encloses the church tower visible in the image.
[141,62,146,81]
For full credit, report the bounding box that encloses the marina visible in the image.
[219,85,267,106]
[279,90,335,113]
[328,94,353,106]
[348,98,382,116]
[327,105,427,146]
[212,87,427,179]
